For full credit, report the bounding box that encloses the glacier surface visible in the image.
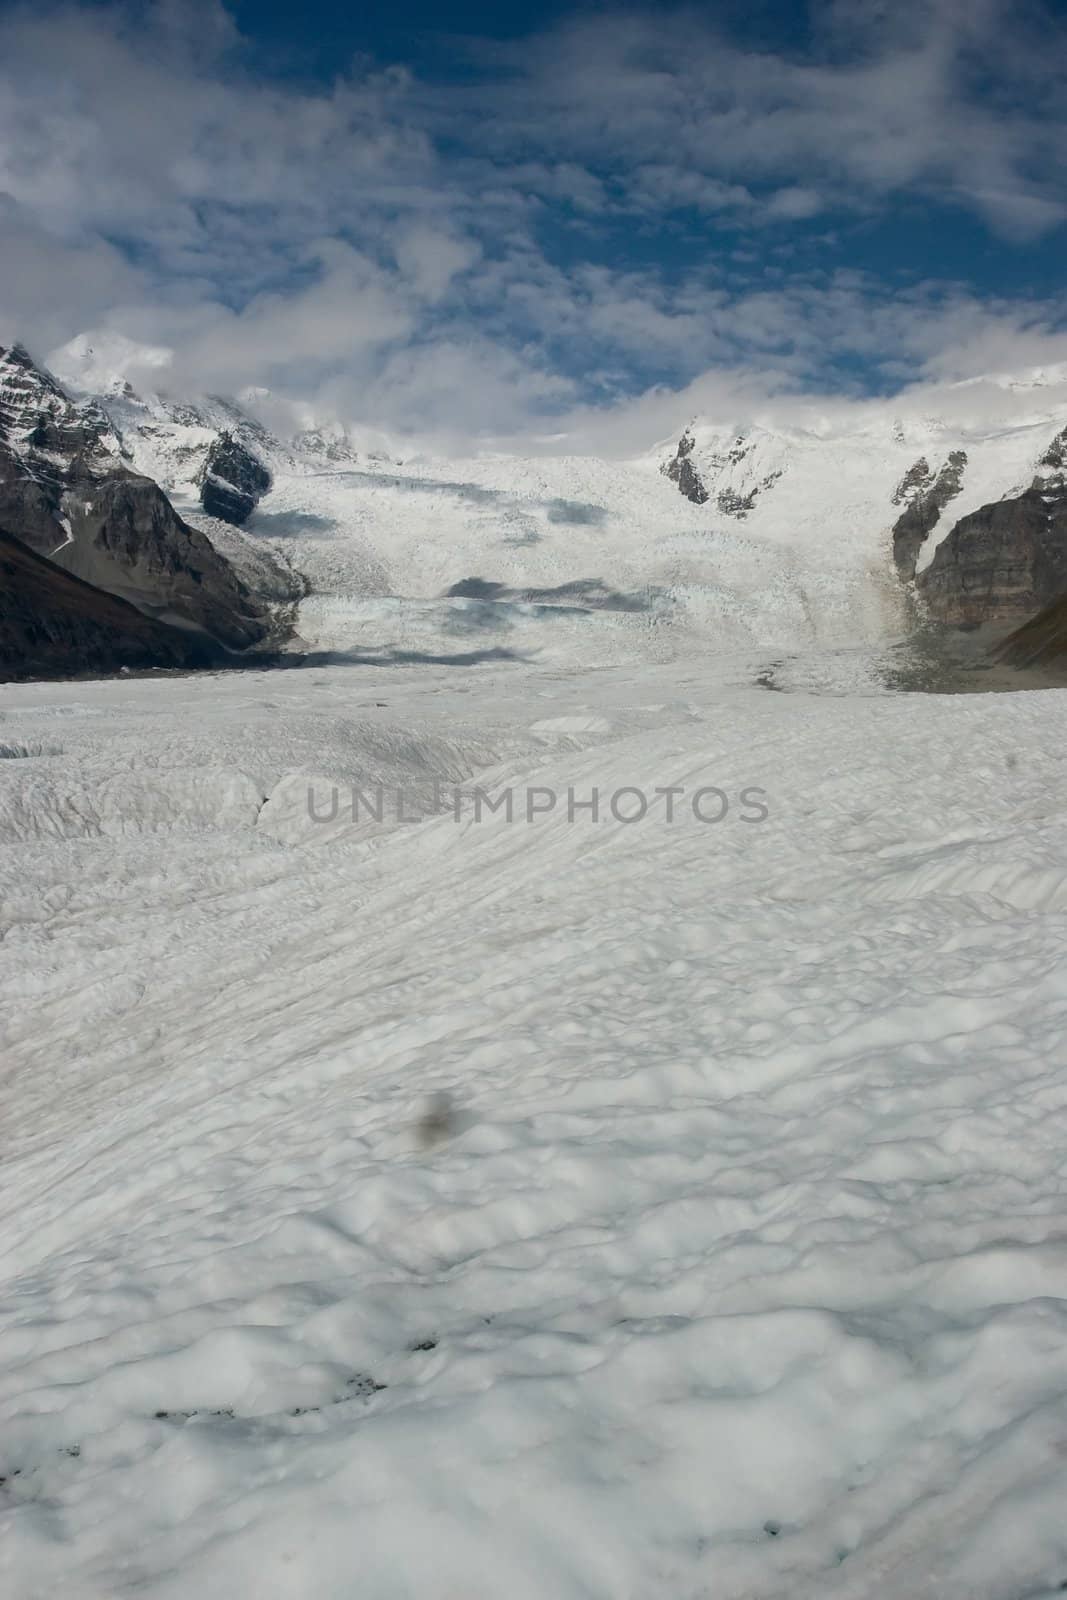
[1,647,1066,1598]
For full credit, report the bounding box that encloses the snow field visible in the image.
[0,660,1066,1597]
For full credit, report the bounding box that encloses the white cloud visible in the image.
[392,226,481,303]
[766,188,824,220]
[0,0,1065,447]
[460,0,1067,239]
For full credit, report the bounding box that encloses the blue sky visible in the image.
[2,0,1067,442]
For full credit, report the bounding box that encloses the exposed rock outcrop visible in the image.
[0,342,121,550]
[0,346,276,651]
[54,474,276,649]
[891,458,933,506]
[916,482,1067,624]
[662,429,709,505]
[0,527,221,681]
[1038,426,1067,474]
[200,431,272,525]
[661,428,782,517]
[915,426,1067,623]
[993,590,1067,668]
[891,451,967,580]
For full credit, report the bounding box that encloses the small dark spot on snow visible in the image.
[155,1407,223,1423]
[344,1374,385,1397]
[763,1521,781,1538]
[416,1092,457,1148]
[63,1445,80,1458]
[409,1338,437,1352]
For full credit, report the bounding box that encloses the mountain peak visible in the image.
[49,332,174,401]
[0,342,124,467]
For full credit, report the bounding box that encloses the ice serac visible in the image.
[891,450,967,581]
[0,526,221,680]
[200,430,273,525]
[0,345,277,651]
[917,427,1067,623]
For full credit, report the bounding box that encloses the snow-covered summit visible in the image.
[0,343,124,469]
[0,344,282,656]
[51,332,173,400]
[653,374,1067,612]
[47,334,287,505]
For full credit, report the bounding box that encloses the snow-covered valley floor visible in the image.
[2,650,1067,1599]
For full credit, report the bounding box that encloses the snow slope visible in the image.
[2,653,1067,1598]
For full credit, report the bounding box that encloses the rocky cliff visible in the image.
[0,528,221,681]
[916,482,1067,624]
[891,452,967,581]
[916,427,1067,624]
[662,429,710,505]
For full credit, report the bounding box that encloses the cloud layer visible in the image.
[1,0,1066,446]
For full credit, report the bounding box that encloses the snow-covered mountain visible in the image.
[0,344,287,666]
[13,331,1067,676]
[657,397,1067,627]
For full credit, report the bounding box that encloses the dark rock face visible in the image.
[0,345,276,651]
[662,430,709,505]
[891,457,933,506]
[0,528,220,681]
[1038,426,1067,473]
[56,474,275,650]
[916,483,1067,624]
[994,590,1067,668]
[200,431,272,525]
[891,451,967,580]
[0,343,120,549]
[662,429,781,516]
[716,487,758,517]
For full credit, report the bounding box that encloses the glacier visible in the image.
[1,345,1067,1598]
[1,643,1067,1598]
